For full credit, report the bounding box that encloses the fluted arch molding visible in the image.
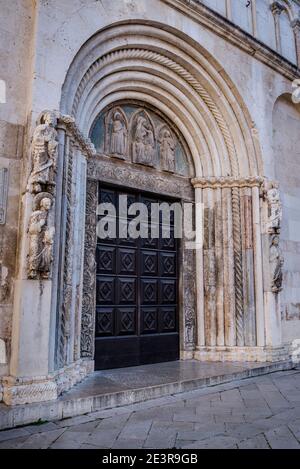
[60,21,263,178]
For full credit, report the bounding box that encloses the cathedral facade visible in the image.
[0,0,300,407]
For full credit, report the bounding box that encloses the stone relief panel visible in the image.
[104,107,129,160]
[28,193,55,280]
[263,180,284,294]
[132,110,156,167]
[26,111,58,280]
[27,111,58,195]
[90,104,190,177]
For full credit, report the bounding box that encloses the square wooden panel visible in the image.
[97,245,116,274]
[141,250,158,276]
[96,276,115,305]
[141,278,158,304]
[116,308,137,335]
[117,277,137,304]
[96,307,114,336]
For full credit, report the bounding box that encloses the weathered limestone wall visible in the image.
[0,0,36,375]
[273,95,300,344]
[200,0,298,64]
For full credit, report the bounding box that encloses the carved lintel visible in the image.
[0,168,8,225]
[87,156,193,200]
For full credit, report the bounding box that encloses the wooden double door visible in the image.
[95,184,180,370]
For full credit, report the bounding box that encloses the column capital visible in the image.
[270,1,285,16]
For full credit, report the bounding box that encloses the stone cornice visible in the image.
[192,176,264,189]
[162,0,299,80]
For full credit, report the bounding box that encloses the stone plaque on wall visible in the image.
[0,168,8,225]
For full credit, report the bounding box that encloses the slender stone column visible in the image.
[292,19,300,67]
[194,187,205,348]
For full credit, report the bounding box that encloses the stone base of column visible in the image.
[194,346,289,362]
[2,359,94,406]
[180,350,194,360]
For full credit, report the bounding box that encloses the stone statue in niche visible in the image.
[270,235,284,293]
[133,114,155,166]
[159,127,176,173]
[28,193,55,279]
[109,110,128,157]
[264,181,282,234]
[27,111,58,194]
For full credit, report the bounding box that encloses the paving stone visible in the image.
[113,439,145,449]
[0,436,30,449]
[23,422,59,434]
[237,434,270,449]
[118,419,152,440]
[0,427,31,442]
[177,424,225,442]
[50,430,91,449]
[182,435,239,449]
[144,430,176,449]
[264,425,300,449]
[288,418,300,441]
[225,422,268,440]
[86,428,121,448]
[21,429,66,449]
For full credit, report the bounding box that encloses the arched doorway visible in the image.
[89,102,195,369]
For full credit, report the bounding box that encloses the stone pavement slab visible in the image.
[1,369,300,449]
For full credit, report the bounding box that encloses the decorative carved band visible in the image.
[81,180,98,358]
[87,156,194,200]
[192,176,264,189]
[58,114,96,159]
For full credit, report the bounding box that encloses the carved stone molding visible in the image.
[87,156,193,200]
[0,168,8,225]
[58,114,96,159]
[81,180,98,358]
[192,176,264,189]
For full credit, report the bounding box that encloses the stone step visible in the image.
[0,360,294,431]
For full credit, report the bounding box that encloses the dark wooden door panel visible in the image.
[95,184,179,370]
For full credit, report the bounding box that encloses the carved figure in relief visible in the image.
[27,111,58,194]
[264,181,282,233]
[110,111,127,156]
[159,129,176,172]
[185,307,195,345]
[28,194,55,279]
[270,235,284,293]
[134,116,155,165]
